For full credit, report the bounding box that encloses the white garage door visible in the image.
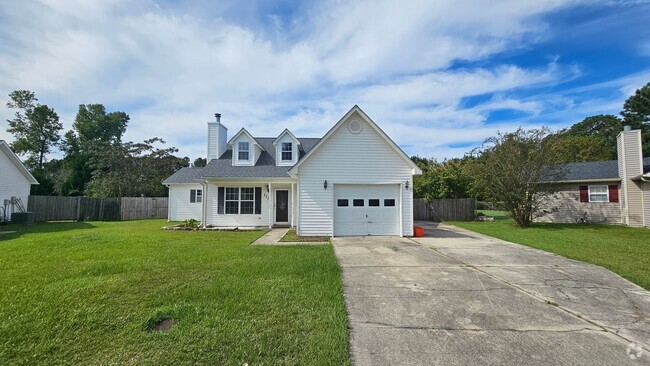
[334,184,400,236]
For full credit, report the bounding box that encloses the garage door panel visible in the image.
[334,184,399,236]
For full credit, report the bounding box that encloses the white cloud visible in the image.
[0,0,640,161]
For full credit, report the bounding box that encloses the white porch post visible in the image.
[291,183,295,228]
[399,182,404,237]
[268,183,273,228]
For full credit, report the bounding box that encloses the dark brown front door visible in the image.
[275,190,289,223]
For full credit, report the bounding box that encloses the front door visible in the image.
[275,190,289,223]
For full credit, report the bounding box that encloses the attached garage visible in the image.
[334,184,400,236]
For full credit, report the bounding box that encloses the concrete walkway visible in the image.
[332,222,650,365]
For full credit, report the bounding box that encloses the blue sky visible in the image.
[1,0,649,160]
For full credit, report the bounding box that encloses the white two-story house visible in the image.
[163,105,422,236]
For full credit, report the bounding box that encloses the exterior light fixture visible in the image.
[266,184,270,192]
[405,181,410,190]
[324,180,328,190]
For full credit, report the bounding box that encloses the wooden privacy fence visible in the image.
[414,198,476,221]
[28,196,168,222]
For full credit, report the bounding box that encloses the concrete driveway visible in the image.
[332,222,650,365]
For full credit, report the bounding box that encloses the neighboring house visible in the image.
[538,127,650,227]
[0,140,39,221]
[163,106,422,236]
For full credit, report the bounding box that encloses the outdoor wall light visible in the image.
[266,184,270,192]
[324,180,328,190]
[405,181,410,190]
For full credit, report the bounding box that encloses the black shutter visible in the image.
[255,187,262,214]
[217,187,225,214]
[190,189,196,203]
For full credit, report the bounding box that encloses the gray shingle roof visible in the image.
[556,157,650,181]
[164,137,321,183]
[162,167,205,184]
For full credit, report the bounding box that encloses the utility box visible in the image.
[11,212,35,224]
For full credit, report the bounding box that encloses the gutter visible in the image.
[540,178,621,184]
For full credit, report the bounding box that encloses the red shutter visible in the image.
[579,186,588,203]
[608,185,619,203]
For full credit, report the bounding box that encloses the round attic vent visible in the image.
[348,119,363,134]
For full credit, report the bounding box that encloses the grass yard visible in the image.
[280,229,330,243]
[0,220,350,365]
[450,211,650,290]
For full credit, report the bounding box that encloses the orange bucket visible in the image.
[413,226,425,237]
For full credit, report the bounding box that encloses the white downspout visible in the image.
[200,180,208,229]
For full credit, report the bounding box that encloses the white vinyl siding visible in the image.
[275,133,299,166]
[296,112,414,236]
[0,149,32,218]
[168,184,203,221]
[232,134,261,166]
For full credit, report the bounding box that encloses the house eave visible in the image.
[542,178,621,184]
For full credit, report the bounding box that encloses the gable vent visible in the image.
[348,119,363,134]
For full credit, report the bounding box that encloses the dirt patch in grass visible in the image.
[152,318,178,332]
[280,229,330,242]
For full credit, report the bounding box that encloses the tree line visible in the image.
[412,82,650,227]
[5,90,204,197]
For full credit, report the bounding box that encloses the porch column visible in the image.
[268,183,272,228]
[291,183,295,228]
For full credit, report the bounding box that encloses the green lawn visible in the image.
[450,212,650,290]
[0,220,350,365]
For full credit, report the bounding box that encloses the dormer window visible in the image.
[238,141,250,161]
[281,142,292,161]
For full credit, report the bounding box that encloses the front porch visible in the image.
[200,179,297,229]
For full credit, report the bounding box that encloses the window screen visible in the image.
[238,141,250,161]
[589,185,608,202]
[281,142,292,161]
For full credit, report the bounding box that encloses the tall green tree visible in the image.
[60,104,130,195]
[621,81,650,156]
[562,114,623,157]
[471,128,565,227]
[412,157,474,201]
[85,138,188,197]
[193,157,207,167]
[547,134,614,163]
[5,90,63,169]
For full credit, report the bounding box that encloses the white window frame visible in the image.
[239,187,255,215]
[238,141,250,161]
[190,189,202,203]
[224,187,256,215]
[588,185,609,203]
[281,142,293,161]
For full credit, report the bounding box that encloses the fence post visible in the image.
[76,197,81,222]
